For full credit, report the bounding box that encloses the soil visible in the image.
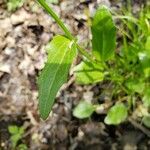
[0,0,150,149]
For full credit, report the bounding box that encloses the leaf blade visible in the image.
[73,101,95,119]
[104,103,128,125]
[91,6,116,61]
[38,35,76,120]
[74,60,104,84]
[142,89,150,107]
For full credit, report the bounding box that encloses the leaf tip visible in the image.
[40,112,49,121]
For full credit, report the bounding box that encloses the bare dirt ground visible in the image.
[0,0,150,149]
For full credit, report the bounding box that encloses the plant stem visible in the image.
[37,0,73,40]
[37,0,95,62]
[76,45,95,63]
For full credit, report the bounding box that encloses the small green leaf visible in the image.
[38,35,76,120]
[18,144,28,150]
[142,115,150,128]
[74,60,104,84]
[19,127,24,135]
[145,36,150,51]
[73,101,95,119]
[139,52,150,78]
[125,79,145,94]
[7,0,25,12]
[91,6,116,61]
[142,89,150,107]
[8,126,19,134]
[104,103,128,125]
[11,134,21,148]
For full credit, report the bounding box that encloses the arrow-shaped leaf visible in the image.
[38,35,76,120]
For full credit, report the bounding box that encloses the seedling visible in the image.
[8,125,27,149]
[7,0,25,12]
[37,0,150,126]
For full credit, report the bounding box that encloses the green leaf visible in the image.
[73,101,95,119]
[18,144,28,150]
[19,127,24,135]
[74,60,104,84]
[142,115,150,128]
[142,89,150,107]
[139,52,150,78]
[8,126,19,134]
[104,103,128,125]
[11,134,21,148]
[91,6,116,61]
[145,36,150,51]
[142,58,150,78]
[125,79,145,94]
[38,35,76,120]
[7,0,25,12]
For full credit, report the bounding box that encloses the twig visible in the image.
[128,117,150,137]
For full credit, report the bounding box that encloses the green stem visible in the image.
[37,0,73,40]
[76,45,95,63]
